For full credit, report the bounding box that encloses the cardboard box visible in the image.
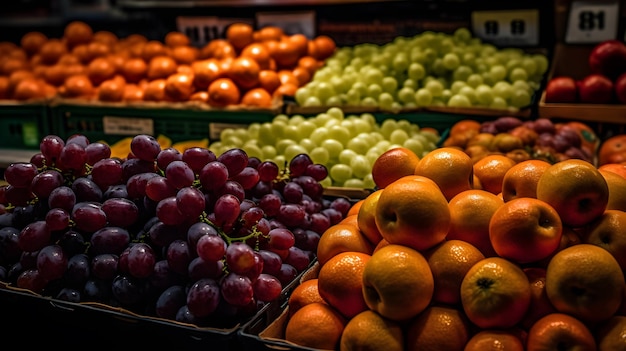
[538,43,626,124]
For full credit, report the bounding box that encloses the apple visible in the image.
[578,74,614,104]
[615,72,626,103]
[544,76,577,103]
[589,40,626,79]
[599,134,626,165]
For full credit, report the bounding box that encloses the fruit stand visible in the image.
[1,0,626,350]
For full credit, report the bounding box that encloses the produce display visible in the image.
[0,21,335,107]
[443,115,599,164]
[206,107,441,188]
[0,133,351,328]
[544,40,626,104]
[279,146,626,350]
[294,28,549,111]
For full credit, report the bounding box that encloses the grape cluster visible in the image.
[0,133,350,328]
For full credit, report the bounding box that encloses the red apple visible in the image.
[615,72,626,104]
[544,76,577,103]
[578,74,614,104]
[589,40,626,79]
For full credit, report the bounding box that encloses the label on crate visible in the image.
[471,9,539,46]
[103,116,154,136]
[22,122,39,148]
[176,17,253,47]
[256,11,316,37]
[565,0,619,43]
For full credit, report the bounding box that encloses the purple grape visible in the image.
[217,148,248,177]
[36,244,67,281]
[130,134,161,162]
[90,226,130,255]
[4,162,38,188]
[187,278,220,317]
[220,272,253,307]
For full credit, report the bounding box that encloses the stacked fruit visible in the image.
[0,21,335,107]
[280,146,626,350]
[294,28,548,111]
[443,115,599,164]
[545,40,626,104]
[0,133,351,328]
[207,107,440,188]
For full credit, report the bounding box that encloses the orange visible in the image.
[97,77,125,102]
[599,134,626,166]
[277,70,299,87]
[536,158,609,228]
[86,56,116,86]
[473,154,517,195]
[20,31,47,57]
[240,42,272,70]
[520,267,557,331]
[447,189,503,257]
[596,315,626,351]
[207,77,240,107]
[291,66,311,87]
[143,78,167,101]
[489,197,563,264]
[347,199,363,217]
[227,56,260,90]
[271,39,301,69]
[405,305,470,351]
[373,237,390,253]
[316,223,373,267]
[226,23,254,52]
[582,210,626,271]
[171,45,199,65]
[297,55,322,75]
[546,243,625,324]
[60,74,94,98]
[598,169,626,211]
[240,87,273,107]
[164,72,195,102]
[424,239,485,306]
[375,175,450,252]
[272,83,298,99]
[12,78,45,100]
[200,39,236,60]
[599,163,626,179]
[164,31,190,47]
[460,257,531,329]
[288,34,309,57]
[147,55,177,80]
[141,40,169,61]
[123,83,144,102]
[414,147,474,201]
[317,251,371,319]
[284,302,346,350]
[371,147,421,189]
[0,76,10,99]
[287,278,325,317]
[464,329,525,351]
[356,189,384,246]
[339,310,404,351]
[254,26,284,42]
[443,119,482,148]
[191,58,223,90]
[39,39,67,65]
[339,213,358,227]
[501,159,552,202]
[188,90,208,103]
[308,35,337,61]
[258,69,281,94]
[121,57,148,83]
[93,30,118,47]
[526,313,596,351]
[63,21,93,49]
[362,244,434,321]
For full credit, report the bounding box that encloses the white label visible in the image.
[565,0,619,43]
[256,11,316,38]
[471,9,539,46]
[103,116,154,136]
[176,16,253,47]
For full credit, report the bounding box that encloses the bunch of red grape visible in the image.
[0,133,351,328]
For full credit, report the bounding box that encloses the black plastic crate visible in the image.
[0,102,50,149]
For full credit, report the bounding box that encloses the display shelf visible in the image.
[116,0,408,8]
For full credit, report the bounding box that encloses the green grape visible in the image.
[364,68,384,85]
[328,125,351,143]
[415,88,433,107]
[367,84,383,99]
[402,79,418,90]
[442,53,460,70]
[315,82,336,102]
[299,138,316,152]
[459,86,478,105]
[257,123,276,146]
[296,120,317,139]
[453,27,472,42]
[490,65,507,81]
[453,65,473,82]
[261,145,277,160]
[310,127,329,145]
[510,89,531,108]
[274,155,287,169]
[521,57,537,76]
[321,139,344,159]
[378,92,395,110]
[330,163,353,184]
[350,56,365,70]
[508,67,528,83]
[350,155,371,179]
[408,62,426,81]
[325,95,343,106]
[430,58,447,76]
[441,89,452,103]
[303,96,322,107]
[467,74,483,88]
[380,119,398,139]
[381,76,398,94]
[425,80,444,97]
[462,52,476,66]
[450,80,468,94]
[295,87,310,105]
[355,132,376,148]
[284,125,301,141]
[390,129,410,145]
[221,135,243,147]
[392,53,410,72]
[309,146,330,165]
[448,94,472,107]
[533,54,549,76]
[493,81,513,100]
[352,81,368,97]
[489,96,508,109]
[366,149,382,165]
[284,144,309,162]
[475,84,494,106]
[343,178,365,188]
[403,138,424,156]
[361,96,378,107]
[362,173,376,189]
[353,118,372,134]
[313,112,332,127]
[375,139,391,151]
[329,75,350,94]
[339,149,358,165]
[243,142,263,159]
[276,139,296,155]
[320,177,333,188]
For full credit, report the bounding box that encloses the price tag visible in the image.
[103,116,154,136]
[565,0,619,44]
[471,9,539,46]
[256,11,316,38]
[176,17,252,47]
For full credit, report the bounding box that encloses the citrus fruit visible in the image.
[596,315,626,351]
[371,147,420,189]
[405,305,470,351]
[339,310,404,351]
[284,302,346,350]
[464,329,525,351]
[316,222,373,267]
[356,189,384,246]
[582,209,626,271]
[287,278,325,317]
[473,154,517,195]
[501,159,552,201]
[526,313,596,351]
[414,146,474,201]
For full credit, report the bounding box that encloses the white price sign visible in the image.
[176,17,252,47]
[103,116,154,136]
[565,0,619,44]
[471,9,539,46]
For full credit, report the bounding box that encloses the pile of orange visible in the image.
[0,21,336,107]
[282,145,626,350]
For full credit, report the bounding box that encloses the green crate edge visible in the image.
[0,102,51,150]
